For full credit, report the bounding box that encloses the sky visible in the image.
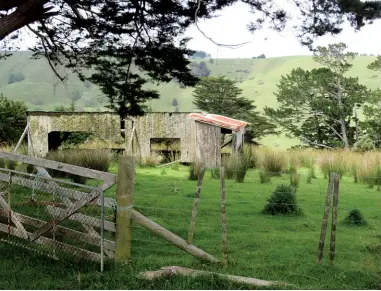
[16,1,381,59]
[185,1,381,58]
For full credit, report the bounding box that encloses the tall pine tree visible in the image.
[193,76,276,143]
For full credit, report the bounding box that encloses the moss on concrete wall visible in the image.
[28,113,124,157]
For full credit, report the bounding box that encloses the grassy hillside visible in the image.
[0,52,379,148]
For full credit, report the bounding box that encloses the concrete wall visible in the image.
[28,112,122,157]
[128,112,195,163]
[194,121,221,168]
[28,111,223,167]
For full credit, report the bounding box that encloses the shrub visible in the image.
[300,154,315,168]
[0,94,27,145]
[0,158,5,168]
[45,151,67,179]
[309,165,317,179]
[223,154,242,180]
[26,164,34,174]
[307,167,314,184]
[262,184,301,215]
[61,132,93,148]
[189,161,204,181]
[6,160,17,170]
[287,152,300,174]
[235,163,248,183]
[211,168,220,179]
[259,169,270,183]
[18,144,28,156]
[72,174,87,184]
[242,145,257,169]
[318,150,348,177]
[166,151,179,171]
[299,150,317,179]
[46,149,112,183]
[80,149,112,172]
[358,152,381,188]
[376,166,381,191]
[345,209,366,225]
[171,162,180,171]
[290,173,300,190]
[352,163,359,183]
[138,152,163,167]
[259,148,286,176]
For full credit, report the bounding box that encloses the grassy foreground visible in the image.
[1,162,381,289]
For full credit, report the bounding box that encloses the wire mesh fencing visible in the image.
[0,167,106,271]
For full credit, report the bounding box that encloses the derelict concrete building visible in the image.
[27,111,248,168]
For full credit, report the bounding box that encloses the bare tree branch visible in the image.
[310,111,341,124]
[194,0,251,49]
[300,137,334,149]
[64,1,95,38]
[27,24,67,82]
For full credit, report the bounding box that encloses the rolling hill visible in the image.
[0,51,379,148]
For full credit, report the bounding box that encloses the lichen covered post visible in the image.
[220,166,228,265]
[330,173,340,265]
[115,155,135,262]
[317,173,334,263]
[187,166,205,244]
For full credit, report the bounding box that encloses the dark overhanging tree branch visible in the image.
[26,24,66,82]
[1,0,381,118]
[194,0,252,49]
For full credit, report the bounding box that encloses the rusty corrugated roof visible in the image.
[187,113,249,132]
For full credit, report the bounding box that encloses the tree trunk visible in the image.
[0,0,49,41]
[336,79,350,150]
[354,108,359,145]
[339,118,350,150]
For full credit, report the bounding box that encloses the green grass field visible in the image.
[1,163,381,289]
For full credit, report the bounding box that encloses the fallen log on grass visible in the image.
[156,160,181,168]
[138,266,285,287]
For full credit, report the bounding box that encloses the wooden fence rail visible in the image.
[0,152,218,267]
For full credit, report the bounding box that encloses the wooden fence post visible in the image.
[317,172,334,263]
[115,155,135,262]
[187,166,205,244]
[220,166,228,265]
[330,173,340,265]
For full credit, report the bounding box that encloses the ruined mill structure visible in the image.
[27,111,248,168]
